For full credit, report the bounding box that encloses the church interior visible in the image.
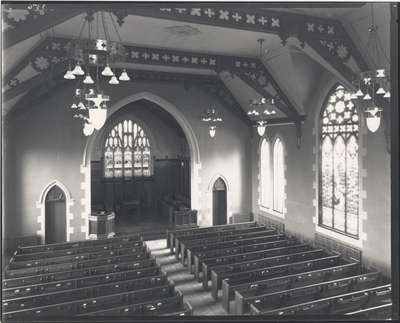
[1,2,399,320]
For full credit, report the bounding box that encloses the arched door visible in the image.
[212,177,227,225]
[45,185,66,244]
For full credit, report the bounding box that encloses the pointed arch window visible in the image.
[273,138,285,213]
[104,120,152,178]
[319,85,359,238]
[260,138,271,208]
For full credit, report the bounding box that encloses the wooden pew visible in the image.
[218,254,346,306]
[5,251,153,279]
[3,275,170,312]
[201,244,312,289]
[175,225,269,260]
[3,283,177,318]
[180,228,277,265]
[209,249,329,298]
[345,303,392,319]
[230,261,361,314]
[15,234,141,255]
[3,259,158,289]
[166,225,197,248]
[168,222,258,254]
[175,226,277,265]
[250,284,391,315]
[185,233,287,270]
[159,301,193,316]
[192,239,301,280]
[8,245,148,269]
[2,270,166,299]
[240,272,381,315]
[12,239,144,262]
[81,289,188,316]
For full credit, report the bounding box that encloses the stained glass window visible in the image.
[104,120,152,178]
[319,85,359,237]
[260,139,271,208]
[273,138,285,213]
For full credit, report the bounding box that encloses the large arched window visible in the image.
[260,138,271,208]
[104,120,152,178]
[273,138,285,213]
[319,85,359,237]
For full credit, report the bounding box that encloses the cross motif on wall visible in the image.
[204,9,215,18]
[219,10,229,20]
[258,16,268,25]
[232,13,242,22]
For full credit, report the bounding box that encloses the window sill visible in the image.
[258,205,285,219]
[315,225,363,249]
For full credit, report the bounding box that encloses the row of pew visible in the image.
[168,221,392,319]
[2,234,192,319]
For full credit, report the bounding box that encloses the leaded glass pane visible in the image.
[103,120,152,178]
[104,147,114,178]
[260,139,271,208]
[346,136,359,235]
[319,85,359,237]
[321,137,333,227]
[273,139,284,213]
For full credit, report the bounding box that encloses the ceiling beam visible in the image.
[5,35,307,123]
[199,78,253,126]
[2,4,84,49]
[129,6,348,41]
[233,67,303,122]
[127,5,369,91]
[3,37,49,86]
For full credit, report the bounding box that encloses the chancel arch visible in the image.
[85,93,198,232]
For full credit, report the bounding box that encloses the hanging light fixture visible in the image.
[64,10,129,135]
[351,3,390,133]
[64,66,76,80]
[83,73,94,84]
[71,62,85,76]
[83,122,95,136]
[209,125,216,138]
[201,108,223,138]
[101,64,114,77]
[245,39,280,137]
[256,120,267,137]
[365,106,382,133]
[109,75,119,85]
[119,69,130,81]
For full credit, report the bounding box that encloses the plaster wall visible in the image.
[251,71,391,275]
[4,79,253,249]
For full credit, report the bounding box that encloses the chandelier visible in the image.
[248,96,277,137]
[246,39,277,137]
[350,3,390,133]
[64,11,130,136]
[201,108,223,138]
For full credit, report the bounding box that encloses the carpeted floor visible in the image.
[146,239,227,315]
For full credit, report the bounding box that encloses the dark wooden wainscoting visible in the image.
[91,157,190,225]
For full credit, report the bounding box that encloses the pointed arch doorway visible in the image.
[213,177,227,225]
[45,185,67,244]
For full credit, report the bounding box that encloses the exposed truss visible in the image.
[3,36,304,126]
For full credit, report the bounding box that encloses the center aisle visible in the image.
[146,239,226,315]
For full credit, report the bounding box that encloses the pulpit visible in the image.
[88,211,115,239]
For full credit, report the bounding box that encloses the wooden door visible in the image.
[45,186,66,244]
[212,178,227,225]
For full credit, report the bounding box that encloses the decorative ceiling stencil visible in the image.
[164,25,201,36]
